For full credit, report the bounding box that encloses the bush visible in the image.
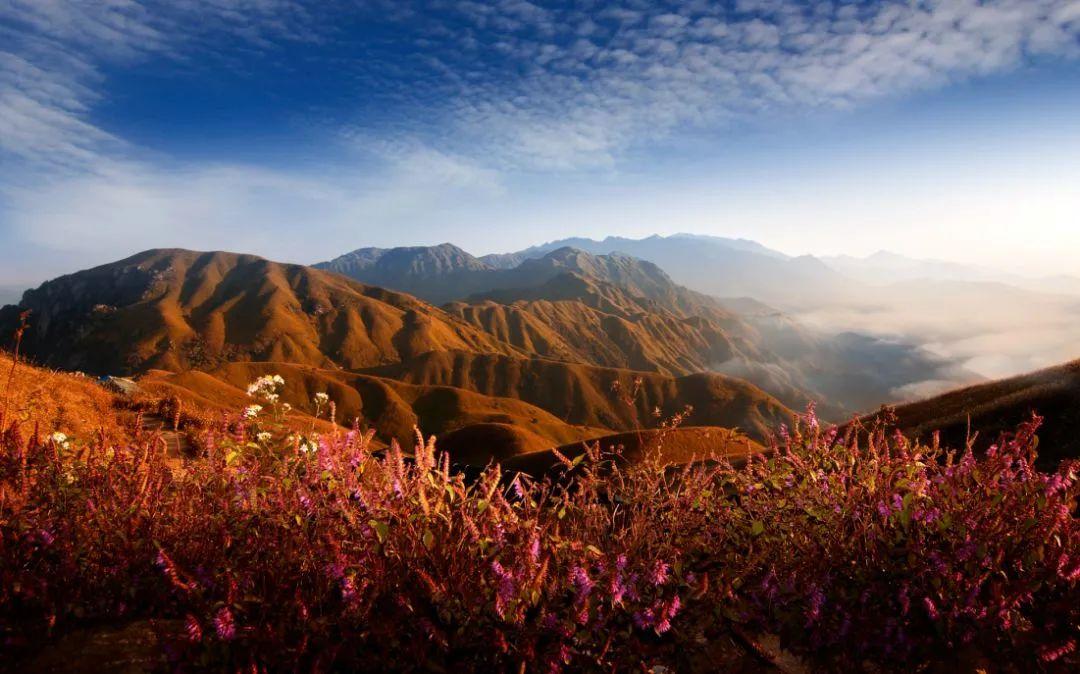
[1,382,1077,672]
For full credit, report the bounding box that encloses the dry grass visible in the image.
[0,351,130,444]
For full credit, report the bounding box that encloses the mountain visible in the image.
[0,248,518,374]
[477,252,526,270]
[315,244,694,310]
[822,250,1080,297]
[1024,274,1080,296]
[667,233,790,259]
[2,248,809,459]
[876,358,1080,468]
[492,247,688,304]
[314,243,498,304]
[359,350,796,439]
[318,243,971,418]
[498,234,848,309]
[823,251,1017,285]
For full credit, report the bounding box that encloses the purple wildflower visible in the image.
[570,565,593,597]
[649,560,670,586]
[923,597,940,621]
[491,560,516,617]
[213,607,236,640]
[184,614,203,642]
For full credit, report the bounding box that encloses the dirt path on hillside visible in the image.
[138,413,192,465]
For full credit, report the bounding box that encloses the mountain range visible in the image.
[317,242,972,418]
[0,248,799,456]
[4,234,1078,466]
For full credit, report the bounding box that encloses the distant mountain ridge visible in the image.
[316,240,973,418]
[314,243,497,304]
[0,247,803,454]
[487,234,848,308]
[0,248,519,374]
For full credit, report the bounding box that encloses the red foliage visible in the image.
[1,392,1077,672]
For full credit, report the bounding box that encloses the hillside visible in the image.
[361,350,796,440]
[149,360,602,450]
[501,234,849,308]
[447,282,744,378]
[0,351,129,442]
[0,249,518,375]
[314,244,499,305]
[140,353,794,455]
[503,426,763,477]
[319,244,970,418]
[880,358,1080,467]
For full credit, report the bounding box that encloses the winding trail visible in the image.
[139,413,191,464]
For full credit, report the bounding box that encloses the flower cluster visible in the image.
[246,374,284,403]
[1,397,1076,672]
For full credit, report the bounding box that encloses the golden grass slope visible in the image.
[503,426,764,477]
[446,288,740,377]
[143,361,601,452]
[4,249,519,374]
[0,351,128,443]
[879,358,1080,466]
[363,350,795,441]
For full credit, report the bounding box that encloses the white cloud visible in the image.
[366,0,1080,169]
[0,0,317,175]
[5,1,1078,176]
[1,0,1079,285]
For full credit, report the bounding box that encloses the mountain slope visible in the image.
[503,234,848,308]
[0,249,518,374]
[314,243,498,304]
[316,243,972,418]
[144,360,601,450]
[445,293,741,378]
[878,358,1080,467]
[361,350,796,440]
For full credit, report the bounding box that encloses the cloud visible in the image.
[360,0,1080,169]
[0,0,318,175]
[5,1,1079,176]
[1,0,1079,284]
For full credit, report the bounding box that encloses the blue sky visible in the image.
[1,0,1079,290]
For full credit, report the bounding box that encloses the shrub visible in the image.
[1,381,1077,671]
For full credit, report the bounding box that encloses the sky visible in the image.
[1,0,1079,292]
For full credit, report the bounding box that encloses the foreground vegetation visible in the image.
[1,369,1078,672]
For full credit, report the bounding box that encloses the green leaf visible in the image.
[750,520,765,537]
[422,529,434,550]
[369,519,389,543]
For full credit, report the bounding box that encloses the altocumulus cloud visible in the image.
[362,0,1080,168]
[0,0,1079,277]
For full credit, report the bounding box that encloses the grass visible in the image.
[1,362,1078,672]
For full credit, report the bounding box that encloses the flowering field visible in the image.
[2,373,1078,672]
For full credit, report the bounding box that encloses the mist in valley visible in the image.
[785,279,1080,401]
